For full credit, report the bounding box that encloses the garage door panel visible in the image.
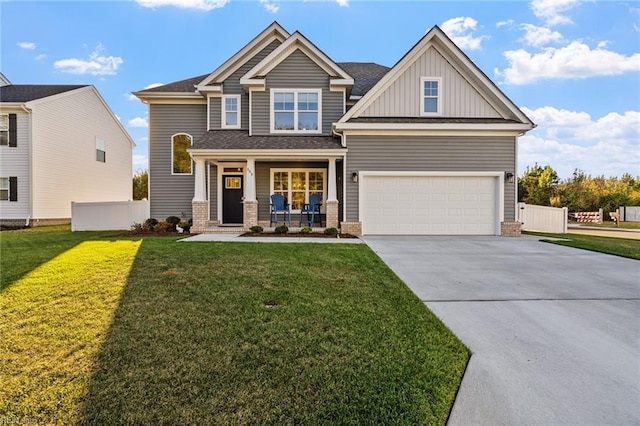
[362,175,498,235]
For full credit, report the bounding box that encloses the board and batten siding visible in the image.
[30,88,132,219]
[208,40,282,131]
[251,49,343,136]
[149,103,206,219]
[360,47,501,118]
[0,109,30,219]
[344,135,516,222]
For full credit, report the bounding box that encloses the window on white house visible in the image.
[0,178,8,200]
[420,77,441,115]
[271,90,321,133]
[172,133,193,174]
[222,95,241,129]
[0,115,8,146]
[271,169,325,211]
[96,138,106,162]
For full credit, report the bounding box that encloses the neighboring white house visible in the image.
[0,74,135,226]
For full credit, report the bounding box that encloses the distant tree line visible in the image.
[518,164,640,216]
[133,169,148,201]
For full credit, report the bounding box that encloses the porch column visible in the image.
[326,158,339,229]
[243,158,258,228]
[192,158,208,232]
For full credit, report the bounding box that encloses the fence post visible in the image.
[562,207,568,233]
[598,208,603,224]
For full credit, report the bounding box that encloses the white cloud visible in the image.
[530,0,579,26]
[499,41,640,85]
[54,44,123,76]
[18,41,36,50]
[519,107,640,178]
[441,17,487,51]
[496,20,514,28]
[259,0,278,13]
[520,23,563,47]
[335,0,349,6]
[127,83,163,101]
[128,117,149,128]
[135,0,229,11]
[34,54,47,61]
[133,154,149,171]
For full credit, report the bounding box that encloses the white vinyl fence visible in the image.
[518,203,568,234]
[619,206,640,222]
[71,200,150,231]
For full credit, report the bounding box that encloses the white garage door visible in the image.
[361,175,499,235]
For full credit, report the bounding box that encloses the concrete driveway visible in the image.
[363,235,640,425]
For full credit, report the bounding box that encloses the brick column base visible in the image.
[325,200,339,229]
[243,200,258,228]
[501,221,522,237]
[192,201,209,233]
[340,222,362,236]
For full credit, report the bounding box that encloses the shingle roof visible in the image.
[137,74,208,93]
[0,85,88,103]
[337,62,390,97]
[346,117,522,124]
[192,130,344,150]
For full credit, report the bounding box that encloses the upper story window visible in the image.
[172,133,193,175]
[0,115,8,146]
[0,177,8,200]
[222,95,241,129]
[420,77,441,116]
[271,89,322,134]
[96,138,106,162]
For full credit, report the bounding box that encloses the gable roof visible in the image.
[0,85,88,103]
[338,25,533,128]
[137,74,207,94]
[240,31,353,90]
[337,62,390,97]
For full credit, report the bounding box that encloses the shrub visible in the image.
[130,223,144,233]
[274,225,289,234]
[144,218,158,231]
[324,227,338,236]
[165,216,181,231]
[250,225,264,233]
[300,227,312,234]
[179,221,192,233]
[155,221,173,233]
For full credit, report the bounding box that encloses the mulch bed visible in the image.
[241,232,358,238]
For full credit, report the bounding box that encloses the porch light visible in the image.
[352,171,358,183]
[505,172,515,183]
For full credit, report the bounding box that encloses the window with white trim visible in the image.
[271,169,325,211]
[0,115,8,146]
[172,133,193,175]
[96,137,106,162]
[420,77,441,115]
[271,89,321,133]
[222,95,241,129]
[0,177,8,200]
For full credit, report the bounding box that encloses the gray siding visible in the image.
[208,40,282,131]
[344,135,516,222]
[149,103,207,219]
[252,49,343,136]
[209,163,218,221]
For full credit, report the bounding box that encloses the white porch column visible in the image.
[193,158,207,202]
[245,158,256,202]
[327,157,337,202]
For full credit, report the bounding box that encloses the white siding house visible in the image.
[0,82,134,226]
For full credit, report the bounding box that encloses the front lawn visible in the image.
[0,227,468,424]
[526,231,640,260]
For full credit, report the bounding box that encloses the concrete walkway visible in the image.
[568,224,640,240]
[179,233,363,243]
[363,235,640,425]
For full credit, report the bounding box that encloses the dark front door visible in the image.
[222,176,243,224]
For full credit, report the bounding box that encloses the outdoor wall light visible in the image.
[505,172,515,183]
[352,171,358,183]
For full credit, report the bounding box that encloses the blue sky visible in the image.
[2,0,639,179]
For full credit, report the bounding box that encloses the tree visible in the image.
[518,163,559,206]
[133,169,148,200]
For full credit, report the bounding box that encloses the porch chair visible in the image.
[299,194,323,228]
[270,194,291,226]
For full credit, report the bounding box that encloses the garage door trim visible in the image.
[358,171,505,235]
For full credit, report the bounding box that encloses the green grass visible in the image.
[0,228,469,425]
[525,231,640,260]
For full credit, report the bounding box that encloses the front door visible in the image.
[222,175,243,224]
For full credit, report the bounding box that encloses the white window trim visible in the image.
[420,77,442,117]
[221,95,241,129]
[96,137,106,163]
[0,114,8,146]
[0,177,8,201]
[270,168,326,212]
[171,133,193,175]
[270,89,322,134]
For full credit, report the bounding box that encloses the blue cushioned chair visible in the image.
[299,194,322,228]
[270,194,291,226]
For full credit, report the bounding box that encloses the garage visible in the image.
[360,172,502,235]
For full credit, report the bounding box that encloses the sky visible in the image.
[1,0,639,180]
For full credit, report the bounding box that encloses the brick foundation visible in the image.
[243,200,258,228]
[192,201,209,233]
[340,221,362,236]
[325,200,339,229]
[501,221,522,237]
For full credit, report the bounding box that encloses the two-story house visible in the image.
[0,74,134,227]
[134,22,533,236]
